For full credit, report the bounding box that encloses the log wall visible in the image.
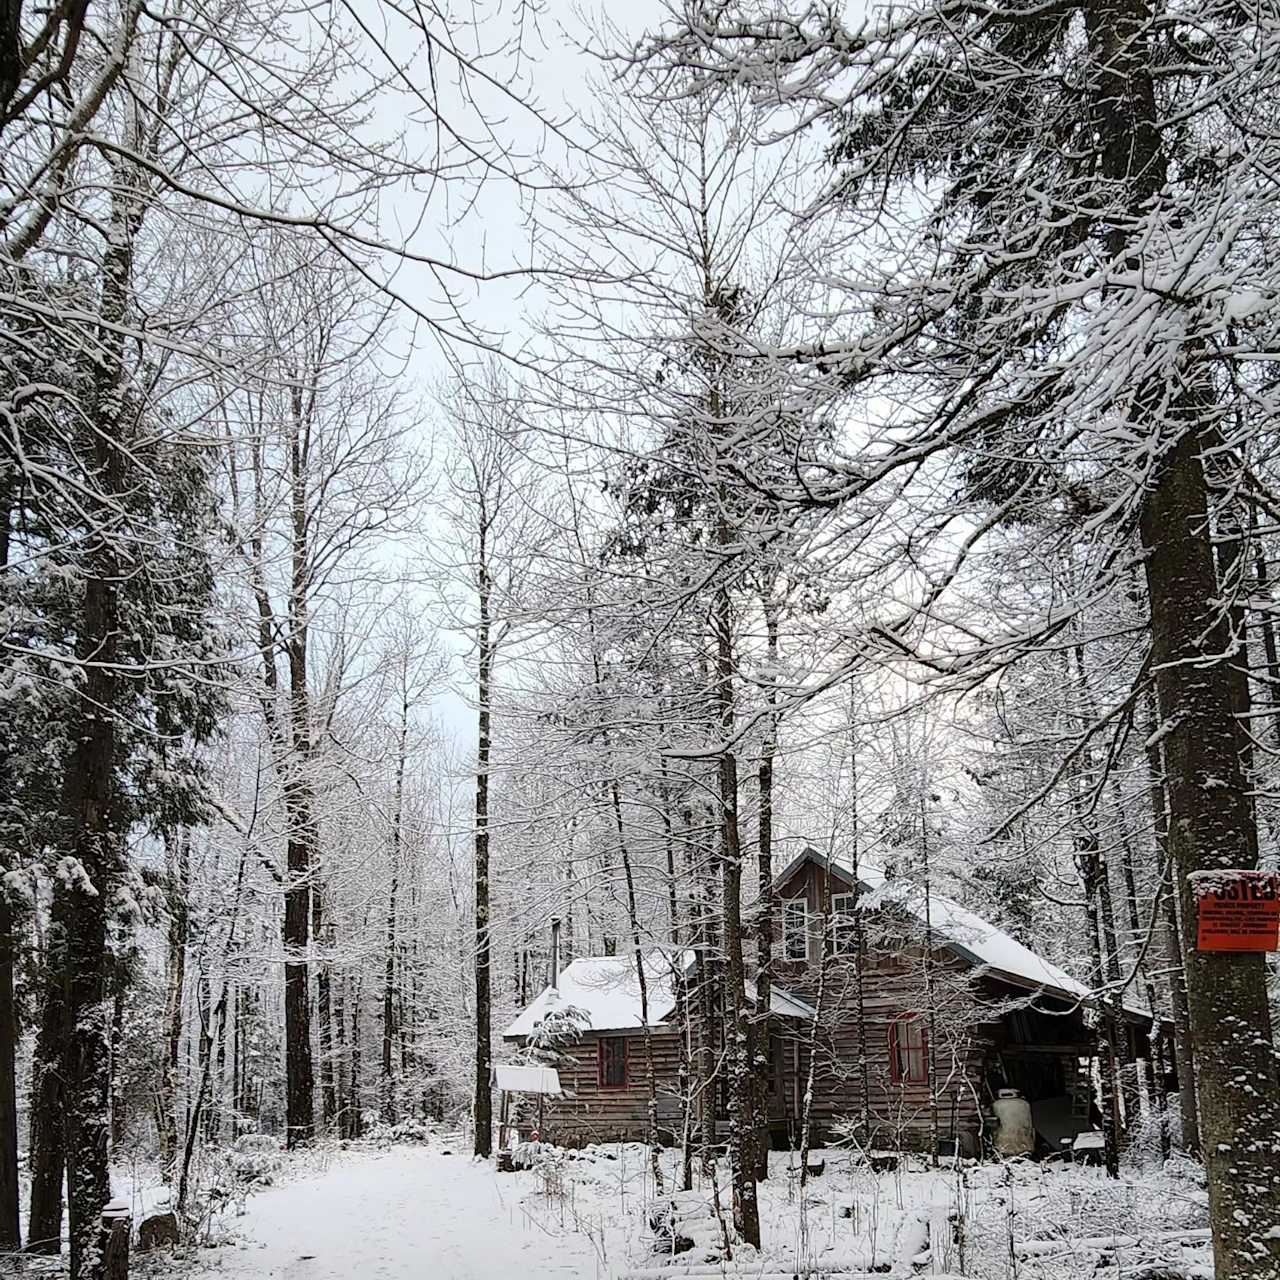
[516,1028,686,1146]
[774,858,999,1154]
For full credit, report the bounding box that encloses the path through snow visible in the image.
[189,1147,608,1280]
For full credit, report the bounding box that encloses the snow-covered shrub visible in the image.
[522,1000,589,1069]
[510,1138,556,1170]
[518,1141,569,1201]
[361,1117,435,1147]
[229,1132,284,1183]
[177,1147,255,1245]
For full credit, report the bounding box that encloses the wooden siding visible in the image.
[514,1028,686,1146]
[770,856,1090,1154]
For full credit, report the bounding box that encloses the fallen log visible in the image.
[620,1272,964,1280]
[1013,1228,1211,1258]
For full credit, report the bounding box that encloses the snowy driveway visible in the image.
[191,1147,608,1280]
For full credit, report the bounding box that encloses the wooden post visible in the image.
[497,1090,509,1150]
[101,1198,130,1279]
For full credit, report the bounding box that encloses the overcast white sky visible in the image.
[386,0,672,745]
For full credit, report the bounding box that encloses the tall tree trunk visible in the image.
[109,979,127,1151]
[563,814,577,964]
[177,987,227,1219]
[846,700,872,1144]
[1109,798,1161,1148]
[332,975,347,1138]
[612,779,664,1192]
[1084,0,1278,1251]
[713,577,760,1249]
[669,801,693,1192]
[0,883,16,1253]
[26,971,65,1255]
[282,788,316,1147]
[57,143,150,1280]
[1144,693,1200,1155]
[380,857,397,1127]
[313,895,335,1134]
[58,490,122,1280]
[158,832,187,1172]
[472,553,493,1159]
[752,598,779,1182]
[1079,838,1123,1179]
[919,785,940,1166]
[688,816,718,1176]
[1069,640,1124,1174]
[350,975,363,1139]
[212,978,230,1145]
[1095,853,1138,1138]
[797,851,833,1267]
[1140,430,1280,1273]
[383,678,406,1126]
[282,393,317,1150]
[231,985,244,1138]
[0,483,19,1253]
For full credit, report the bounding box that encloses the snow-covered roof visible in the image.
[776,849,1151,1021]
[858,862,1091,1002]
[502,953,817,1040]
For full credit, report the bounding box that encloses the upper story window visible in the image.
[782,898,809,962]
[832,892,858,956]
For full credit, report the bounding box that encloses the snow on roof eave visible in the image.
[767,986,819,1020]
[493,1064,563,1095]
[503,990,814,1037]
[501,949,818,1039]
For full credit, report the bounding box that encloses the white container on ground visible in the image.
[992,1089,1035,1157]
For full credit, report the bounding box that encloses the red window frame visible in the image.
[597,1036,628,1089]
[888,1016,928,1085]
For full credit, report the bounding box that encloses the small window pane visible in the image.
[599,1037,627,1088]
[832,893,857,956]
[891,1018,928,1084]
[782,900,808,961]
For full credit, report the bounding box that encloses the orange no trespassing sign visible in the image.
[1193,872,1280,953]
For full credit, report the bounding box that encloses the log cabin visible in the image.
[770,847,1163,1156]
[500,952,817,1146]
[501,847,1166,1156]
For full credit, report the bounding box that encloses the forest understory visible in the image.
[39,1132,1213,1280]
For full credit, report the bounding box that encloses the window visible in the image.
[889,1016,928,1084]
[832,892,858,956]
[782,899,809,962]
[598,1036,627,1089]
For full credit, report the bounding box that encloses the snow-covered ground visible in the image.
[171,1138,1212,1280]
[182,1145,609,1280]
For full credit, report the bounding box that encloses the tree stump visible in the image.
[100,1199,131,1280]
